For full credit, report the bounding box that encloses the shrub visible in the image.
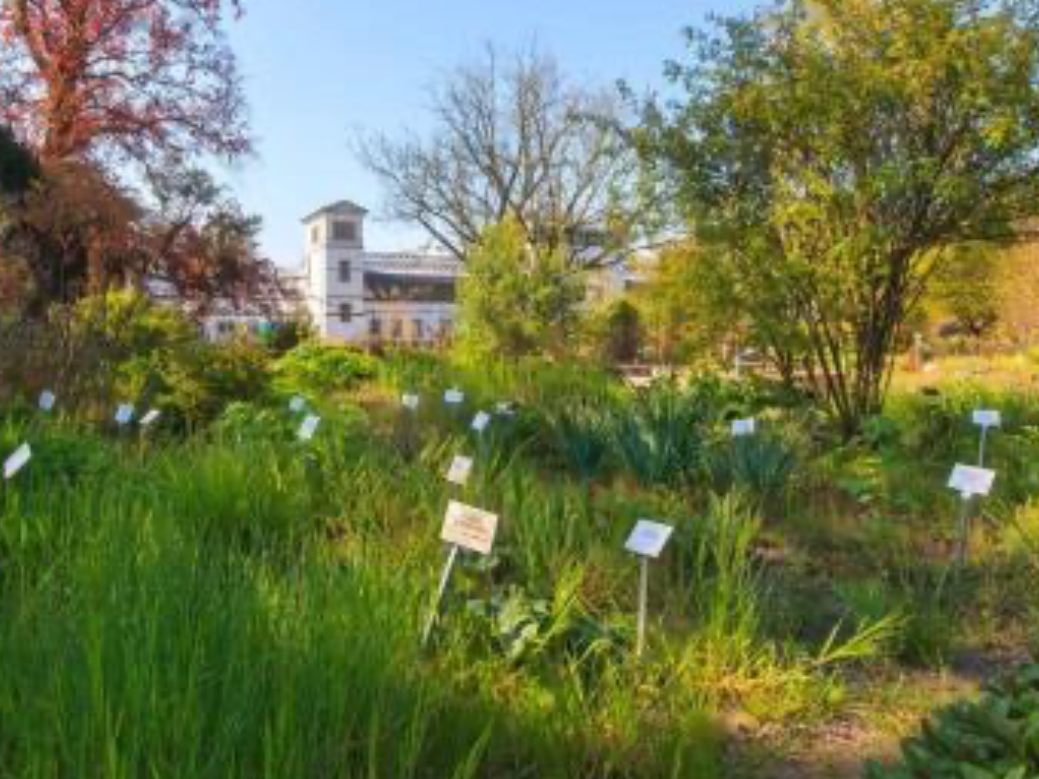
[865,664,1039,779]
[152,338,273,427]
[274,342,377,396]
[67,290,274,426]
[586,298,643,365]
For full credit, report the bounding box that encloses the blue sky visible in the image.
[220,1,758,267]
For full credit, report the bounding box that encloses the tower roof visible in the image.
[301,200,369,224]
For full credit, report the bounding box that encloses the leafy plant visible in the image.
[274,342,377,396]
[865,664,1039,779]
[608,384,707,487]
[548,406,611,482]
[704,432,796,509]
[466,568,625,666]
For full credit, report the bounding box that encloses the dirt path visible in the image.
[729,648,1031,779]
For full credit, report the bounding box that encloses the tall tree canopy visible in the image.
[0,0,249,169]
[638,0,1039,434]
[0,2,277,316]
[358,45,644,268]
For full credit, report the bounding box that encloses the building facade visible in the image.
[294,201,461,347]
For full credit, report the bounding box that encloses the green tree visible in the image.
[638,0,1039,435]
[588,298,644,364]
[633,242,739,367]
[456,216,585,359]
[928,243,1001,340]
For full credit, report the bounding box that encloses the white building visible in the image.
[294,201,460,346]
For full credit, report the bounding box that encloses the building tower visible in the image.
[301,201,368,341]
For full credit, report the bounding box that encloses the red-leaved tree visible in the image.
[0,0,249,168]
[0,1,285,316]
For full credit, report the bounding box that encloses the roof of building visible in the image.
[301,200,369,223]
[362,252,463,278]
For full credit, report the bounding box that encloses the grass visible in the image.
[1,353,1038,777]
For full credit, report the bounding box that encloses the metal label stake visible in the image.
[637,557,649,659]
[947,464,996,567]
[422,501,498,648]
[955,495,972,567]
[972,410,1000,468]
[624,519,674,661]
[422,544,460,648]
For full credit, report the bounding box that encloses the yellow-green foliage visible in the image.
[456,216,585,359]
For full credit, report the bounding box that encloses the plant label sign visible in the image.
[3,444,31,480]
[140,410,161,427]
[402,393,420,411]
[625,520,674,559]
[495,401,514,416]
[445,455,473,486]
[441,501,498,556]
[289,396,307,413]
[298,414,321,441]
[973,410,1001,428]
[444,389,464,405]
[732,418,756,437]
[38,390,56,412]
[114,403,135,426]
[471,411,491,432]
[948,464,996,498]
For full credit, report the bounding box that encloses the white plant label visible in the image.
[444,389,464,405]
[3,443,31,480]
[402,393,420,411]
[289,396,307,413]
[732,418,756,437]
[973,410,1001,428]
[445,455,473,486]
[625,520,675,559]
[948,464,996,498]
[495,401,514,416]
[471,411,491,432]
[441,501,499,556]
[114,403,135,426]
[298,414,321,441]
[38,390,56,412]
[140,409,161,427]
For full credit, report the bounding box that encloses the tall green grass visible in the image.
[0,414,728,778]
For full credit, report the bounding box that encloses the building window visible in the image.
[391,318,403,340]
[338,260,351,283]
[332,220,357,242]
[311,225,320,245]
[369,317,382,337]
[412,319,425,341]
[339,304,352,323]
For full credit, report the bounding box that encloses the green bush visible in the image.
[65,291,274,427]
[157,339,273,427]
[274,342,377,397]
[865,664,1039,779]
